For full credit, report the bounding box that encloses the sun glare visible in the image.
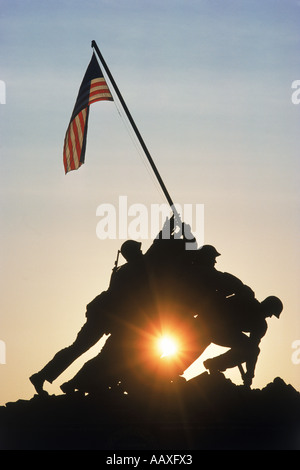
[157,335,178,358]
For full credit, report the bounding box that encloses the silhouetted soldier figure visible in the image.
[68,242,252,395]
[29,239,147,396]
[202,295,283,387]
[174,245,281,385]
[187,246,283,387]
[178,245,283,387]
[57,219,196,395]
[29,215,192,396]
[189,245,256,302]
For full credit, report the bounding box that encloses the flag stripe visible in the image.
[63,53,113,174]
[90,78,110,90]
[72,78,112,118]
[71,117,81,168]
[63,108,88,172]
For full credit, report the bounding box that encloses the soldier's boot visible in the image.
[29,373,49,396]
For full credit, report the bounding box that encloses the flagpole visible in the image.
[91,40,181,224]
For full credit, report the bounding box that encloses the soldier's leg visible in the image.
[30,316,106,394]
[179,337,211,375]
[60,335,120,395]
[203,330,257,373]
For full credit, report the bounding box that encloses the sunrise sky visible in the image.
[0,0,299,406]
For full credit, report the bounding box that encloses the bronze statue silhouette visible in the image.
[29,239,149,396]
[168,245,283,387]
[29,218,191,396]
[202,295,283,386]
[30,218,283,397]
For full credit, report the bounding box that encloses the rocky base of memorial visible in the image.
[1,372,299,450]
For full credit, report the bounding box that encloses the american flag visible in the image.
[63,53,113,173]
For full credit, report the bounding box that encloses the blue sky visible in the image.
[0,0,299,405]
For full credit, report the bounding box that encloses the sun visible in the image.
[157,335,178,358]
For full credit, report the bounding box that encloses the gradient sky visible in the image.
[0,0,299,406]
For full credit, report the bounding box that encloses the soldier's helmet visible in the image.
[261,296,283,318]
[121,240,142,261]
[197,245,221,259]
